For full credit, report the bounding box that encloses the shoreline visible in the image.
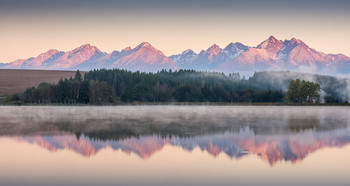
[1,102,349,106]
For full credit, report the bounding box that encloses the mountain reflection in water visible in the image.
[1,106,350,165]
[10,127,350,165]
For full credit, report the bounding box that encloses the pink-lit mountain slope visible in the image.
[5,49,65,69]
[106,42,178,72]
[13,135,169,159]
[2,44,103,70]
[2,37,350,74]
[216,36,350,73]
[49,44,105,69]
[11,129,350,165]
[2,43,178,72]
[170,42,249,70]
[77,42,178,72]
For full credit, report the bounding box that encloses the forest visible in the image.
[18,69,283,104]
[3,69,349,105]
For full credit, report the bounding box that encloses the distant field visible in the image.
[0,69,85,95]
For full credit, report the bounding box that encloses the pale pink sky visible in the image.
[1,0,349,62]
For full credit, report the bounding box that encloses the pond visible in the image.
[0,106,349,186]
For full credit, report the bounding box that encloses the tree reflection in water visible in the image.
[1,106,350,165]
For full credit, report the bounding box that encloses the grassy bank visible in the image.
[1,100,349,106]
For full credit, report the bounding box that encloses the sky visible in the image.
[1,0,350,62]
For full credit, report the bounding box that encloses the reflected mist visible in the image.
[1,106,349,164]
[1,106,350,186]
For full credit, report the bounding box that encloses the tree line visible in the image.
[21,69,286,104]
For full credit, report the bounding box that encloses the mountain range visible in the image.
[2,36,350,74]
[11,128,350,165]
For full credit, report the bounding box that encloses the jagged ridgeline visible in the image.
[20,69,349,104]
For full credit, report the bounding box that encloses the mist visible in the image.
[249,71,350,103]
[0,105,349,137]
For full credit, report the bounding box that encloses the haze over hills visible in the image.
[1,36,350,74]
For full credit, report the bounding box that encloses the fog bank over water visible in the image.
[0,106,349,137]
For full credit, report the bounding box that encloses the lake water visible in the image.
[0,106,349,186]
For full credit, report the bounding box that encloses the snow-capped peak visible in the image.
[268,35,277,41]
[35,49,61,59]
[122,47,131,52]
[222,42,249,60]
[181,49,196,55]
[36,49,61,59]
[258,36,282,48]
[257,36,283,53]
[45,49,60,54]
[138,42,152,48]
[72,44,102,54]
[80,43,91,48]
[132,42,165,56]
[77,44,93,51]
[2,38,350,74]
[134,42,160,52]
[224,42,248,51]
[111,50,121,56]
[207,44,221,55]
[290,37,304,45]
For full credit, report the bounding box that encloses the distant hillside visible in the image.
[0,69,83,95]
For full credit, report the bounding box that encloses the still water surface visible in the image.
[0,106,349,186]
